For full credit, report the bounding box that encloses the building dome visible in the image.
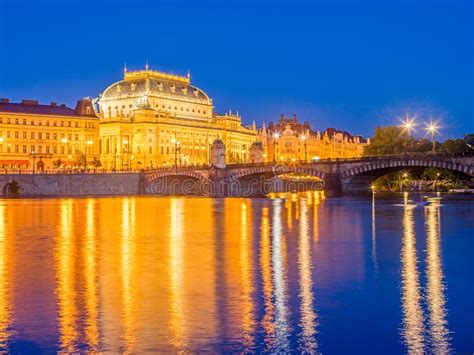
[100,68,211,105]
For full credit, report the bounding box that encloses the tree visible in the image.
[440,139,471,154]
[92,157,102,173]
[363,126,414,156]
[53,159,63,171]
[75,153,86,169]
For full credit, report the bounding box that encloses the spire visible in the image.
[187,68,191,80]
[124,62,127,74]
[252,120,256,130]
[145,60,149,71]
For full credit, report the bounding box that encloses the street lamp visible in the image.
[272,132,280,162]
[425,120,439,153]
[301,134,307,162]
[85,140,93,171]
[400,114,416,153]
[171,134,181,170]
[123,139,129,171]
[32,149,36,174]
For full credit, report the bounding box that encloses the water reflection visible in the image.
[400,193,425,353]
[57,199,78,352]
[0,204,12,350]
[400,194,452,354]
[0,193,470,353]
[271,199,291,352]
[425,198,451,353]
[298,198,318,352]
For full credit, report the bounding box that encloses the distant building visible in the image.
[0,98,99,171]
[258,114,368,162]
[98,65,257,170]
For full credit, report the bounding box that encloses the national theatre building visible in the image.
[0,64,369,171]
[98,65,257,170]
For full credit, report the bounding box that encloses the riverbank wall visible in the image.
[1,173,141,197]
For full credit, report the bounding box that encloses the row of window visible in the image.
[0,117,96,128]
[0,131,82,141]
[0,145,93,155]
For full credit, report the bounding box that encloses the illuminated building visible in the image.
[98,65,257,170]
[0,98,99,170]
[258,114,369,162]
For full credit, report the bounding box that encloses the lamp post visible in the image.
[426,121,439,153]
[32,149,36,174]
[61,138,71,170]
[171,134,181,170]
[273,132,280,162]
[85,140,93,171]
[301,134,307,162]
[123,139,129,171]
[401,114,416,153]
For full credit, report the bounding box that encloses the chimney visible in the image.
[0,98,9,103]
[60,104,66,107]
[279,114,284,124]
[292,113,297,123]
[50,102,57,107]
[22,99,38,105]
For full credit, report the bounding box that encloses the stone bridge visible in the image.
[143,153,474,197]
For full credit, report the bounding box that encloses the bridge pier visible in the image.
[323,173,343,197]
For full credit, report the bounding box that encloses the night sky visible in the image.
[1,0,472,139]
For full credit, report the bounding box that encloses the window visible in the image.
[30,145,35,153]
[7,118,11,124]
[23,145,27,153]
[75,134,78,141]
[6,131,10,138]
[0,118,2,123]
[46,146,50,154]
[23,119,26,125]
[7,145,11,153]
[53,146,57,154]
[53,133,57,140]
[15,118,19,124]
[68,122,71,127]
[38,146,42,153]
[14,132,18,139]
[61,121,64,127]
[38,132,42,140]
[30,132,34,139]
[75,122,79,127]
[61,146,65,154]
[46,132,50,140]
[22,132,26,139]
[31,121,35,125]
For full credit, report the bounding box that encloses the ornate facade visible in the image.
[0,98,99,171]
[98,65,257,170]
[258,114,368,162]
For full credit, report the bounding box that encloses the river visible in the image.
[0,193,473,353]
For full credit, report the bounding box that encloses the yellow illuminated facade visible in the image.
[98,65,257,170]
[0,98,99,171]
[258,114,369,162]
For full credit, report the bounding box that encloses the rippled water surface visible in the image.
[0,193,473,353]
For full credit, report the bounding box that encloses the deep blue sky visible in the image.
[0,0,472,138]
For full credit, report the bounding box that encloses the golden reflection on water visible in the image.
[57,199,78,352]
[0,192,460,352]
[0,204,12,348]
[425,198,451,353]
[84,199,99,351]
[121,198,137,351]
[260,206,276,349]
[169,198,185,347]
[298,198,318,352]
[272,198,291,352]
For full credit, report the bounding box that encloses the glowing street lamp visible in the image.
[425,120,439,153]
[272,132,280,162]
[400,114,416,153]
[301,134,308,162]
[171,134,181,170]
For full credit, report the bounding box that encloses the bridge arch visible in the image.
[341,158,474,194]
[144,170,209,195]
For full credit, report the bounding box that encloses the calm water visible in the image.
[0,193,473,353]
